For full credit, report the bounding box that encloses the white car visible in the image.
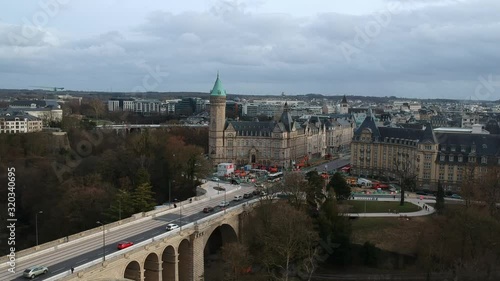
[234,195,243,201]
[211,177,220,182]
[219,201,230,207]
[23,266,49,278]
[165,223,179,231]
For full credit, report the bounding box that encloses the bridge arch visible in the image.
[123,260,141,281]
[143,252,160,281]
[161,245,177,281]
[204,224,238,280]
[178,239,192,281]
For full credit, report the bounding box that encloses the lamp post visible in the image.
[96,221,106,261]
[224,188,227,214]
[179,200,182,231]
[35,211,43,246]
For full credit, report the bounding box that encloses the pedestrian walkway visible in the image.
[344,197,436,217]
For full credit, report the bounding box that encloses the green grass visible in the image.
[346,200,420,213]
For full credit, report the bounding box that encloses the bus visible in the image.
[267,172,283,182]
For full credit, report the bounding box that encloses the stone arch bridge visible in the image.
[61,204,250,281]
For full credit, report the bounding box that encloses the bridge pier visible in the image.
[192,233,205,281]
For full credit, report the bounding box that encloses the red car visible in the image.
[117,241,134,250]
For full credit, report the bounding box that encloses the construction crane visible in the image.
[30,86,65,92]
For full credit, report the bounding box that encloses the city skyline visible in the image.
[1,0,500,99]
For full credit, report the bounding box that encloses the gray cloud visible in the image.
[1,0,499,99]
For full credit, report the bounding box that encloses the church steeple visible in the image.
[340,95,349,114]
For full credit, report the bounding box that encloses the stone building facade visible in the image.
[351,110,500,191]
[208,74,326,168]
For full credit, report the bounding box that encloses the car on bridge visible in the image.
[243,192,253,199]
[166,223,179,231]
[203,206,214,213]
[219,201,230,207]
[117,241,134,250]
[23,266,48,279]
[234,195,243,201]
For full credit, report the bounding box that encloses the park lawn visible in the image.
[345,200,420,213]
[351,217,432,255]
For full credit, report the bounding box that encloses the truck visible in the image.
[357,178,372,188]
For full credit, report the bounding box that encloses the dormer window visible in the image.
[451,146,456,152]
[449,156,454,162]
[481,156,487,164]
[471,145,476,153]
[461,146,466,152]
[440,155,445,161]
[458,156,463,162]
[441,145,446,151]
[482,144,487,149]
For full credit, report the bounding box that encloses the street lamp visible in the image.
[35,211,43,246]
[96,221,106,261]
[179,200,182,231]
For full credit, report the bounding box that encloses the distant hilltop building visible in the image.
[208,74,326,168]
[7,99,62,125]
[0,110,43,133]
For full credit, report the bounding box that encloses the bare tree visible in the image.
[221,242,253,281]
[392,152,417,206]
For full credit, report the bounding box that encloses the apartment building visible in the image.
[0,111,43,133]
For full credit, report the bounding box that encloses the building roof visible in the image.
[210,73,226,97]
[0,109,41,121]
[435,132,500,157]
[354,109,380,138]
[341,95,348,104]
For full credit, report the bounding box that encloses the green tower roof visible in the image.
[210,72,226,96]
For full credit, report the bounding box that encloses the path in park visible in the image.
[345,196,436,217]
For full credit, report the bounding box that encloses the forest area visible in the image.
[0,122,210,253]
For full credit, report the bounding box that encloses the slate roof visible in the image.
[354,110,380,138]
[435,133,500,157]
[226,121,275,135]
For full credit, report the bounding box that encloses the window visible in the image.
[439,165,445,171]
[424,162,431,169]
[439,172,445,180]
[448,173,454,182]
[425,145,432,150]
[469,156,475,163]
[449,155,454,162]
[481,157,487,164]
[458,156,463,162]
[457,174,462,181]
[441,145,446,151]
[461,146,466,152]
[451,146,455,152]
[440,155,445,161]
[425,154,432,160]
[471,146,476,153]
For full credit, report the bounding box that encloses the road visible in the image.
[2,182,256,281]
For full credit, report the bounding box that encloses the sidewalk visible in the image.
[344,197,436,217]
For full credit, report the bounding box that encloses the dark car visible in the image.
[203,207,214,213]
[243,192,253,199]
[252,190,261,196]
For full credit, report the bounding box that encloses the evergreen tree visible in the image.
[328,172,351,201]
[105,189,135,221]
[132,183,156,213]
[435,180,445,214]
[136,167,151,186]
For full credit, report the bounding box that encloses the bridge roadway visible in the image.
[2,182,255,281]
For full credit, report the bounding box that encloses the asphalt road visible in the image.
[3,183,257,281]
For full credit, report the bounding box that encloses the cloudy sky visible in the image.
[1,0,499,99]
